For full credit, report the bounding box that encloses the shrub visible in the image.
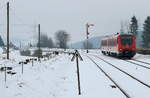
[20,50,31,56]
[32,49,42,57]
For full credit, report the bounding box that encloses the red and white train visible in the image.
[101,33,136,58]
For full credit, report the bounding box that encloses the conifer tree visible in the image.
[130,16,138,36]
[0,36,4,46]
[142,16,150,48]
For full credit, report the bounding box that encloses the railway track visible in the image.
[123,60,150,70]
[90,54,150,88]
[131,59,150,66]
[86,55,131,98]
[99,55,150,70]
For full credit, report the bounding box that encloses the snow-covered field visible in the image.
[0,49,150,98]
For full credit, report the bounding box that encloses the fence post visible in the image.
[4,66,7,82]
[22,63,23,74]
[32,60,34,67]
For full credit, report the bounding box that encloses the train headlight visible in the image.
[132,48,135,50]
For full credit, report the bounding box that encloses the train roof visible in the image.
[119,33,134,36]
[102,33,134,40]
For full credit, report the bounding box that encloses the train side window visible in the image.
[102,41,104,46]
[111,39,115,46]
[112,39,115,46]
[102,40,107,46]
[108,40,110,46]
[114,39,117,45]
[116,39,118,45]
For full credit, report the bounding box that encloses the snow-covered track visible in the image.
[91,54,150,88]
[123,60,150,70]
[97,55,150,70]
[131,59,150,66]
[86,55,131,98]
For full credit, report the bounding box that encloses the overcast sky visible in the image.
[0,0,150,44]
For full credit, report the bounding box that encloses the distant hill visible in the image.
[69,36,104,49]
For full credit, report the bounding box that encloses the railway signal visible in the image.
[71,50,83,95]
[86,23,94,53]
[71,50,83,61]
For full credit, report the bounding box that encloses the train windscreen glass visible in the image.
[120,35,132,46]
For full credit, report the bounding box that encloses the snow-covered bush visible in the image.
[20,50,31,56]
[32,49,42,57]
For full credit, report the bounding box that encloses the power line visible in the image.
[0,1,26,25]
[0,3,6,11]
[9,7,26,25]
[0,0,14,10]
[9,6,38,32]
[0,1,39,45]
[0,1,36,28]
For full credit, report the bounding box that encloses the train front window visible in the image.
[120,35,132,46]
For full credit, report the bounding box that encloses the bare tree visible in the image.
[37,34,54,48]
[120,20,130,34]
[124,20,130,34]
[120,20,125,33]
[47,38,54,48]
[55,30,70,48]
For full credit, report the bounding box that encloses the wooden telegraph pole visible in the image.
[38,24,41,61]
[7,2,10,59]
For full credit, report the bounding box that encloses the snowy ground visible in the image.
[0,49,150,98]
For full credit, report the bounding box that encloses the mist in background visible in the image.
[0,0,149,46]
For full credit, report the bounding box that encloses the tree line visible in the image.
[36,30,70,49]
[0,30,70,49]
[20,30,70,56]
[123,16,150,48]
